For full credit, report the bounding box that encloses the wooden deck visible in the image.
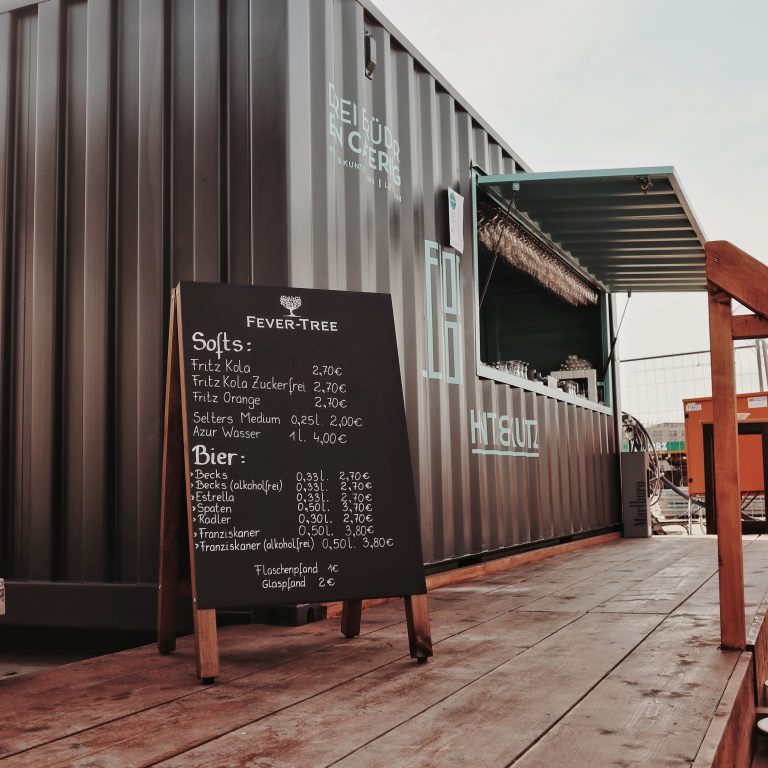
[2,535,767,767]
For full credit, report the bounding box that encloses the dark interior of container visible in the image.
[478,246,606,380]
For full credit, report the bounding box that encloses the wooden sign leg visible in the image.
[341,599,362,638]
[404,594,433,663]
[172,290,221,683]
[193,607,220,683]
[159,289,221,683]
[158,294,182,654]
[157,492,180,653]
[342,596,433,662]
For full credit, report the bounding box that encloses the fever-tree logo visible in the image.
[280,295,302,317]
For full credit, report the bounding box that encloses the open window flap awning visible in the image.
[476,166,707,293]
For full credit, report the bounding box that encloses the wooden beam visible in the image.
[731,313,768,340]
[707,241,768,318]
[708,288,747,650]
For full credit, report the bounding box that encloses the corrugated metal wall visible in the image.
[0,0,618,603]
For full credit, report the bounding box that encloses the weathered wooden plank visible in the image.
[324,505,629,623]
[3,633,420,767]
[517,541,696,614]
[0,610,405,756]
[0,542,645,757]
[149,610,584,768]
[594,543,719,614]
[693,652,755,768]
[3,537,758,768]
[13,558,563,716]
[515,614,739,768]
[10,610,581,767]
[743,541,768,631]
[748,589,768,706]
[0,567,566,757]
[673,538,768,624]
[486,537,667,584]
[422,531,622,591]
[427,540,656,610]
[293,613,660,768]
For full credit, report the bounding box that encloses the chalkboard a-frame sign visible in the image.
[157,282,432,681]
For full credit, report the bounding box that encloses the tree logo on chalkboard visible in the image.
[280,295,302,317]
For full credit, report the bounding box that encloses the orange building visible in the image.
[683,391,768,495]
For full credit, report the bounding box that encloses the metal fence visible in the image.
[620,341,768,426]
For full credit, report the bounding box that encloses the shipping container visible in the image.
[0,0,620,629]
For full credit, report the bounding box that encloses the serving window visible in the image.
[474,194,613,413]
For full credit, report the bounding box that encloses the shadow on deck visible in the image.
[1,535,767,767]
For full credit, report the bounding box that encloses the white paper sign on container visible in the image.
[448,188,464,253]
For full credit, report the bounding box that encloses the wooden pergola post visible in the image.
[707,288,745,649]
[706,241,768,650]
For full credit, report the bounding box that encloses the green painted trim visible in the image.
[600,292,613,409]
[666,170,708,244]
[472,167,613,416]
[477,363,613,415]
[477,166,676,185]
[472,168,482,378]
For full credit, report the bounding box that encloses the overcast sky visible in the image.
[373,0,768,360]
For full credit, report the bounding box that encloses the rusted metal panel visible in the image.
[0,0,620,624]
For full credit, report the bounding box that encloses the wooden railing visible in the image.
[706,241,768,650]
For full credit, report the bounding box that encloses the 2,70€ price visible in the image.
[314,396,347,409]
[312,365,343,377]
